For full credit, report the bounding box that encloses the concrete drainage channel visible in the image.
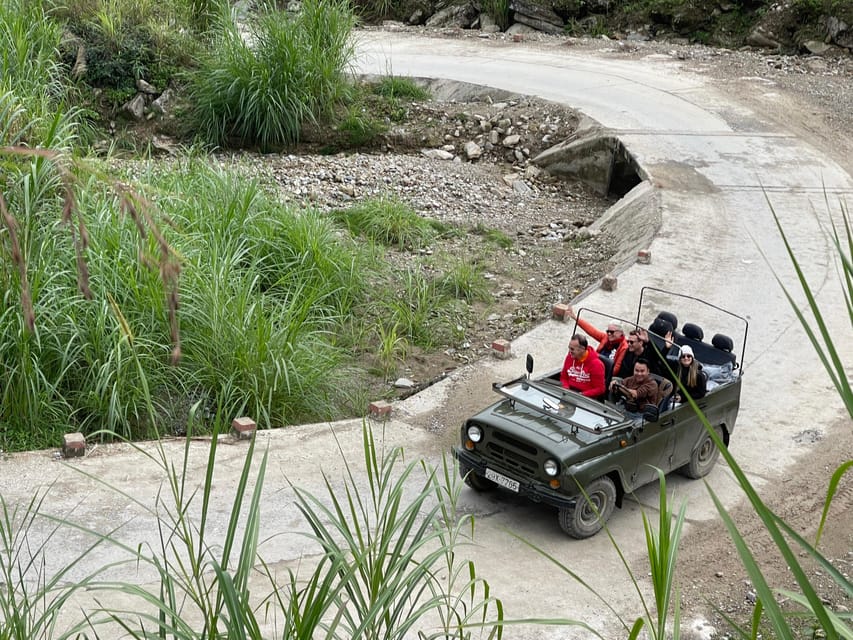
[390,76,658,275]
[533,125,656,271]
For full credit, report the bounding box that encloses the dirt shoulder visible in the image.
[676,413,853,634]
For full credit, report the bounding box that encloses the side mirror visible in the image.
[526,353,534,376]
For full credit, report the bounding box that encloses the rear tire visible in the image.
[558,476,616,539]
[682,425,724,479]
[460,463,495,492]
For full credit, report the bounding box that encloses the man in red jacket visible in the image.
[560,334,606,398]
[567,306,629,375]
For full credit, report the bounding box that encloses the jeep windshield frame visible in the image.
[492,376,626,434]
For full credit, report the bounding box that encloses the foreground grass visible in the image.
[0,421,503,639]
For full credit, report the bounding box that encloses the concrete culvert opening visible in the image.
[608,143,642,198]
[532,132,645,198]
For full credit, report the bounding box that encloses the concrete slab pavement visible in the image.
[2,31,851,640]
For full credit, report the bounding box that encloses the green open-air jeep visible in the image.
[453,287,748,538]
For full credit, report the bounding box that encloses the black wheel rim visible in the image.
[698,432,718,465]
[579,491,605,526]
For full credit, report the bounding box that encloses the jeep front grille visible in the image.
[486,431,539,476]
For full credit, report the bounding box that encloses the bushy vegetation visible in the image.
[0,0,79,145]
[185,0,356,150]
[331,196,437,250]
[54,0,203,112]
[1,151,498,448]
[0,0,501,449]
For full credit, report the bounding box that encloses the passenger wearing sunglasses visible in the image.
[620,329,648,379]
[566,306,629,375]
[672,345,707,404]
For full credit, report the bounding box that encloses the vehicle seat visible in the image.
[656,311,678,333]
[712,333,734,352]
[705,333,737,367]
[682,323,704,341]
[649,374,674,412]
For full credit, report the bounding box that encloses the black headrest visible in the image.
[682,323,704,341]
[712,333,734,352]
[656,311,678,332]
[648,318,673,337]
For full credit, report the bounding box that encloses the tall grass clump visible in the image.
[0,0,80,146]
[3,152,389,449]
[437,261,492,304]
[293,424,504,639]
[186,0,356,150]
[3,419,502,639]
[331,196,437,250]
[84,420,280,638]
[371,76,431,101]
[384,267,447,349]
[336,105,387,148]
[131,161,377,426]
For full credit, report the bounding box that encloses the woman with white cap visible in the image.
[673,345,707,404]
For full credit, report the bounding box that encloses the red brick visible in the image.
[637,249,652,265]
[491,338,512,359]
[231,416,256,439]
[62,432,86,458]
[368,400,392,418]
[552,303,571,321]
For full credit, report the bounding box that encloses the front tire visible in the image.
[460,463,495,492]
[681,425,724,479]
[558,476,616,539]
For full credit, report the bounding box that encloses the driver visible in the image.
[610,359,658,420]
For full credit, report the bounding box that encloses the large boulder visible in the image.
[824,14,852,48]
[425,3,478,28]
[510,0,565,34]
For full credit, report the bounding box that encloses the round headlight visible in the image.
[467,424,483,443]
[543,458,559,477]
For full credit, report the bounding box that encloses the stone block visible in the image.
[231,416,256,440]
[552,303,571,321]
[62,432,86,458]
[368,400,393,419]
[491,338,512,359]
[601,274,618,291]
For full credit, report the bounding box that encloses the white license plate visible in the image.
[485,468,520,492]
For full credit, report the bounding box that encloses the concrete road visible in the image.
[353,32,853,635]
[2,32,852,639]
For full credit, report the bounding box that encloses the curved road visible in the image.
[353,32,853,636]
[2,32,851,640]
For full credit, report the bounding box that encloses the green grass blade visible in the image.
[705,483,794,639]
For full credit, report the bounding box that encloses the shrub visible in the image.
[370,76,431,101]
[331,195,437,250]
[185,0,356,150]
